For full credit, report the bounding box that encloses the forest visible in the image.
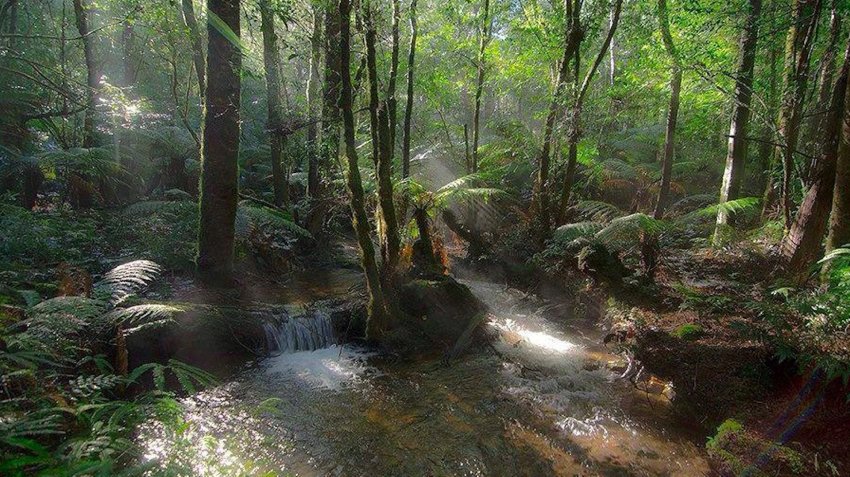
[1,0,850,474]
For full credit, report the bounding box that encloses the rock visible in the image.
[396,276,488,355]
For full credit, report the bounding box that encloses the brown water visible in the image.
[138,278,711,476]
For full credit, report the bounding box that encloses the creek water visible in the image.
[139,277,711,476]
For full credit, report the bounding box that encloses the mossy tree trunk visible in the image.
[72,0,100,147]
[322,2,342,181]
[401,0,418,178]
[339,0,390,340]
[307,5,323,198]
[471,0,490,174]
[713,0,761,238]
[781,36,850,283]
[179,0,206,96]
[259,0,287,207]
[196,0,241,286]
[652,0,681,220]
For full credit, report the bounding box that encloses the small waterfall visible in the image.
[263,310,335,354]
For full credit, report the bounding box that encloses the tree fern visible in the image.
[595,213,664,250]
[93,260,163,305]
[571,200,626,222]
[104,304,183,335]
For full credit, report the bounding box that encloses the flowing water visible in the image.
[139,278,711,476]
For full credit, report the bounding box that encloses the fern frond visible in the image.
[124,200,196,217]
[680,197,761,222]
[553,221,605,243]
[235,204,312,239]
[595,213,663,250]
[572,200,626,223]
[105,304,183,334]
[93,260,163,305]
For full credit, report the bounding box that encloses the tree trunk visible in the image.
[777,0,821,230]
[322,3,341,176]
[307,5,322,198]
[260,0,287,207]
[555,0,623,225]
[196,0,241,286]
[533,0,582,236]
[802,0,841,186]
[180,0,206,96]
[827,40,850,253]
[388,0,401,157]
[760,7,780,219]
[339,0,389,340]
[72,0,100,148]
[781,35,850,283]
[713,0,762,238]
[471,0,491,174]
[401,0,418,179]
[652,0,684,220]
[121,18,135,87]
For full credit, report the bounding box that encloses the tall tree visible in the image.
[652,0,683,220]
[72,0,100,147]
[781,34,850,283]
[321,1,342,177]
[713,0,762,239]
[401,0,418,178]
[260,0,287,207]
[339,0,389,339]
[554,0,623,225]
[532,0,582,235]
[196,0,241,285]
[387,0,401,156]
[776,0,821,229]
[307,3,323,198]
[470,0,491,173]
[363,1,401,276]
[179,0,206,96]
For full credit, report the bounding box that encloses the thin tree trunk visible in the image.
[401,0,418,179]
[180,0,206,96]
[555,0,623,225]
[388,0,401,157]
[652,0,684,220]
[777,0,822,230]
[197,0,241,286]
[713,0,762,239]
[760,7,780,219]
[322,4,341,175]
[260,0,287,207]
[339,0,389,340]
[363,1,401,276]
[802,0,840,185]
[72,0,100,148]
[471,0,491,174]
[307,5,322,198]
[781,34,850,283]
[533,0,582,235]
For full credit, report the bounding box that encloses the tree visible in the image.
[179,0,206,96]
[401,0,418,178]
[651,0,682,220]
[259,0,287,207]
[307,3,323,198]
[713,0,762,240]
[776,0,821,229]
[196,0,241,285]
[321,0,342,179]
[72,0,100,147]
[470,0,491,174]
[781,34,850,283]
[338,0,390,339]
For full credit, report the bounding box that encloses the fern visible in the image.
[571,200,626,222]
[552,221,605,243]
[235,203,312,239]
[680,197,761,222]
[105,304,183,335]
[595,213,664,250]
[93,260,163,305]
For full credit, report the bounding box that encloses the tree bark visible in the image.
[307,5,322,198]
[401,0,418,178]
[260,0,287,207]
[777,0,821,230]
[180,0,206,97]
[72,0,100,148]
[652,0,684,220]
[471,0,491,174]
[196,0,241,285]
[713,0,762,238]
[339,0,389,339]
[555,0,623,225]
[388,0,401,156]
[322,3,342,177]
[827,40,850,253]
[533,0,582,235]
[781,34,850,283]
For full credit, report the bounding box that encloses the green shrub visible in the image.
[671,323,705,341]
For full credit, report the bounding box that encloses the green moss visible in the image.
[671,323,705,341]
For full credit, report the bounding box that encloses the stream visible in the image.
[138,277,711,476]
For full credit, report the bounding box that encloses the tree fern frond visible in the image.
[93,260,163,305]
[105,304,183,334]
[595,213,663,250]
[572,200,626,223]
[680,197,761,222]
[666,194,716,216]
[235,204,312,239]
[553,222,606,243]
